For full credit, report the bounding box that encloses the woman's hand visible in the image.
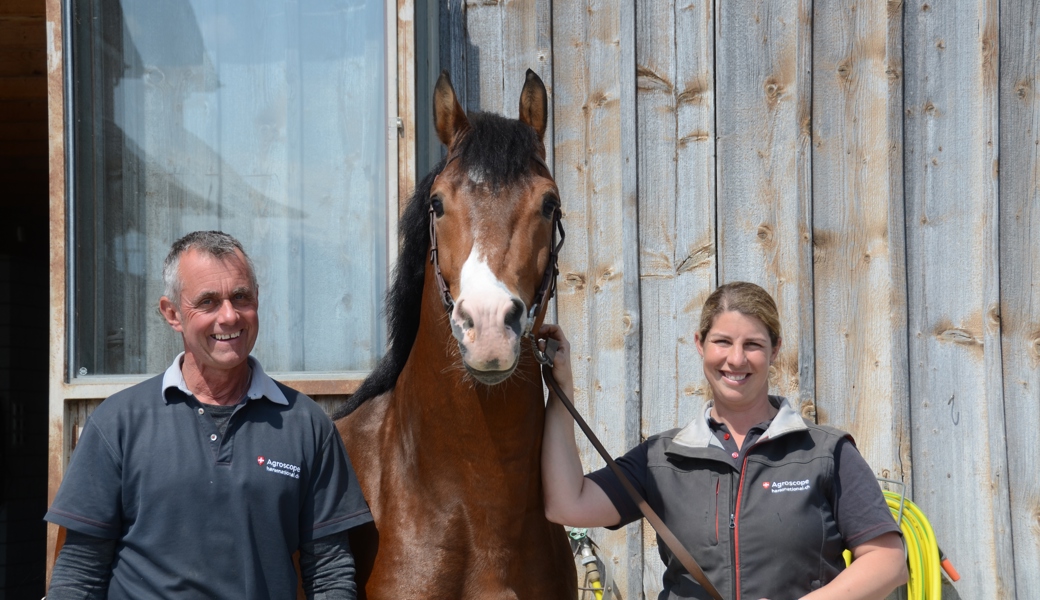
[538,323,574,394]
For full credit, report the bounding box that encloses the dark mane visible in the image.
[334,111,542,418]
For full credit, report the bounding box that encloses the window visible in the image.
[67,0,392,378]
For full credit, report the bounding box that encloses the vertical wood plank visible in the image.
[503,0,553,158]
[464,0,504,113]
[635,0,716,595]
[998,0,1040,596]
[715,0,814,406]
[45,0,65,579]
[552,0,642,597]
[904,0,1015,596]
[811,0,910,479]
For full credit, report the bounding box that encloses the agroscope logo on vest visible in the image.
[257,456,301,479]
[761,479,811,493]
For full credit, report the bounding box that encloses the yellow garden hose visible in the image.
[844,488,959,600]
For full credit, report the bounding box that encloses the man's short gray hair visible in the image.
[162,231,258,305]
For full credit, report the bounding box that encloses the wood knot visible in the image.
[763,76,784,107]
[937,328,981,346]
[564,273,586,291]
[837,59,852,82]
[1015,79,1030,100]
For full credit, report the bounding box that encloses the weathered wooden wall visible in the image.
[440,0,1039,598]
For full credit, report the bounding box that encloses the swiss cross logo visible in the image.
[762,481,771,489]
[257,456,266,466]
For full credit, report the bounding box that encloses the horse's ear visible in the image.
[434,70,469,147]
[518,69,547,142]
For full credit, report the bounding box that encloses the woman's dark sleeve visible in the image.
[833,437,902,548]
[298,529,358,600]
[47,529,116,600]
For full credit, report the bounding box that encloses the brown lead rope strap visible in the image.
[538,345,725,600]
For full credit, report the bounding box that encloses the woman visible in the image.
[540,281,907,600]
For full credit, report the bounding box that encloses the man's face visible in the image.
[160,248,259,376]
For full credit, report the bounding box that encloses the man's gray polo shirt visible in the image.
[46,355,372,599]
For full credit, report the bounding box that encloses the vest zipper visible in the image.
[732,436,770,600]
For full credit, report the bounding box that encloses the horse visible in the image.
[334,69,578,599]
[332,70,578,598]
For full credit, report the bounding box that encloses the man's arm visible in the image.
[298,530,357,600]
[47,530,116,600]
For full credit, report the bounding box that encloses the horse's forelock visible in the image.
[455,112,542,189]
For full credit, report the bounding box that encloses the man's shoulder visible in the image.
[93,374,166,413]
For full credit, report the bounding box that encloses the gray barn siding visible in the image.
[437,0,1038,597]
[999,1,1040,598]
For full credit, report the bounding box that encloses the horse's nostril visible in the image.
[505,299,524,336]
[457,302,474,329]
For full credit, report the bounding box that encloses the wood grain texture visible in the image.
[551,0,643,596]
[904,0,1014,597]
[635,0,716,594]
[998,0,1040,596]
[811,0,909,481]
[715,0,814,406]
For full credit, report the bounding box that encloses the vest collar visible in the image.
[666,395,806,458]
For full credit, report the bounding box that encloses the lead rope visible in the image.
[535,339,726,600]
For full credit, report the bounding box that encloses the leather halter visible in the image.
[427,152,565,338]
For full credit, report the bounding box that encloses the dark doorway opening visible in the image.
[1,0,51,597]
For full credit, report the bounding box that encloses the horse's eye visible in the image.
[541,194,560,219]
[431,196,445,218]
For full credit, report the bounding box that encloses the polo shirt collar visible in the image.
[161,353,288,405]
[666,395,806,456]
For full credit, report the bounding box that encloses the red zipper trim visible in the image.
[714,477,721,543]
[733,436,769,600]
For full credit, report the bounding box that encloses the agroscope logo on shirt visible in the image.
[761,479,811,493]
[257,456,301,479]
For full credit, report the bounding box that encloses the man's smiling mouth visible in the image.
[212,331,242,341]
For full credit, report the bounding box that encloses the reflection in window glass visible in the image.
[70,0,387,377]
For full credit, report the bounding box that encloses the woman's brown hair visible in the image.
[697,281,781,347]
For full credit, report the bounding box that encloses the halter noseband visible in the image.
[427,152,565,343]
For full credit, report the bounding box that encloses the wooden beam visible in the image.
[715,0,815,406]
[811,0,910,481]
[998,0,1040,594]
[904,0,1014,596]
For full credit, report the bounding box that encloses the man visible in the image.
[46,231,371,599]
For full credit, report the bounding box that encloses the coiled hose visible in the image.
[844,490,959,600]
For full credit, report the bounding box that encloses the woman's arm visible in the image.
[799,532,908,600]
[538,323,621,528]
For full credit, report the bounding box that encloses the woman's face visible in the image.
[695,310,780,408]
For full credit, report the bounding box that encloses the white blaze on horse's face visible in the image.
[450,244,527,385]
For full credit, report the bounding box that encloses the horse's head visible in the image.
[427,69,561,386]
